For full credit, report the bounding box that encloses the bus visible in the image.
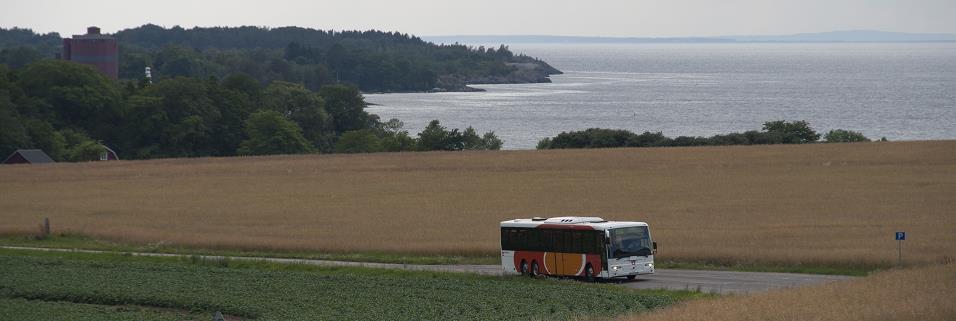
[500,216,656,281]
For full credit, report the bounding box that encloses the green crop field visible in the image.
[0,297,207,321]
[0,250,698,320]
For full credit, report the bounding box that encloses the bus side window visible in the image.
[594,231,602,253]
[503,228,515,250]
[542,229,554,252]
[528,228,540,251]
[514,229,524,250]
[566,230,576,253]
[553,230,565,253]
[501,228,508,250]
[580,231,594,254]
[571,231,582,253]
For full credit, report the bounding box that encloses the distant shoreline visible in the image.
[363,85,486,95]
[426,39,956,45]
[424,31,956,45]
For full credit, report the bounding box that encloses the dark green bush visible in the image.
[824,129,871,143]
[334,130,383,154]
[538,120,865,150]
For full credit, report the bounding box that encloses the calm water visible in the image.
[366,43,956,149]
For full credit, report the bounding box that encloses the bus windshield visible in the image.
[608,226,652,258]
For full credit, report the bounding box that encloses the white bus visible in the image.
[500,216,656,281]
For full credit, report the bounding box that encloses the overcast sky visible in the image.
[3,0,955,37]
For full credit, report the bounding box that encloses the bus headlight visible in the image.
[646,263,653,268]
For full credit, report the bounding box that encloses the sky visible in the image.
[3,0,955,37]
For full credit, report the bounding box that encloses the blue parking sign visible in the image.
[895,232,905,240]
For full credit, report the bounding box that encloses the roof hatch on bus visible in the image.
[543,217,607,224]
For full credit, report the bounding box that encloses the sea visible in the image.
[365,43,956,150]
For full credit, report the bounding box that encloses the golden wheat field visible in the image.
[616,262,956,321]
[1,141,954,267]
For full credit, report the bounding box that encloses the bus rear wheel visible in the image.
[520,260,529,276]
[530,261,540,278]
[584,264,595,282]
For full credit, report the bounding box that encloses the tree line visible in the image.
[0,60,501,161]
[537,121,875,149]
[0,25,560,93]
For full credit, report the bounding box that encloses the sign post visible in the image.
[895,231,905,266]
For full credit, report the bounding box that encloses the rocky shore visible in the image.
[432,60,563,92]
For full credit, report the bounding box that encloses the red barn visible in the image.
[2,149,56,165]
[99,146,120,161]
[63,26,118,79]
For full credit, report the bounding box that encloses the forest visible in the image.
[0,25,523,161]
[0,25,561,92]
[0,60,501,161]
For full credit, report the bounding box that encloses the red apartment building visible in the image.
[62,26,118,79]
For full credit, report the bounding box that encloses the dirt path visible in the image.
[0,246,853,294]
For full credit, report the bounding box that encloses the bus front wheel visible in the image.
[626,275,636,280]
[530,261,540,277]
[520,260,529,276]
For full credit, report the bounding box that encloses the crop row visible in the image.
[0,253,678,320]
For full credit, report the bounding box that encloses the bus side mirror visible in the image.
[652,242,658,255]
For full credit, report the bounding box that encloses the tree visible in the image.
[319,84,369,134]
[536,138,552,150]
[627,131,671,147]
[824,129,870,143]
[334,130,383,154]
[138,77,223,157]
[377,118,405,135]
[376,118,417,152]
[122,95,168,158]
[462,127,503,150]
[0,46,43,69]
[206,80,255,156]
[762,120,820,144]
[261,81,334,152]
[23,119,65,160]
[16,60,123,139]
[537,121,829,150]
[381,131,417,152]
[222,73,261,99]
[65,140,107,162]
[238,110,313,155]
[462,127,483,150]
[153,45,203,78]
[481,132,503,150]
[0,93,30,157]
[417,120,463,151]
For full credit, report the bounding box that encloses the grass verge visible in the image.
[0,248,705,320]
[613,262,956,321]
[0,233,498,265]
[655,260,874,276]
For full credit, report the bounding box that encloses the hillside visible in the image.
[0,25,561,92]
[1,141,953,269]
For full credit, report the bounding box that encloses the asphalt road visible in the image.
[616,269,852,294]
[0,246,853,294]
